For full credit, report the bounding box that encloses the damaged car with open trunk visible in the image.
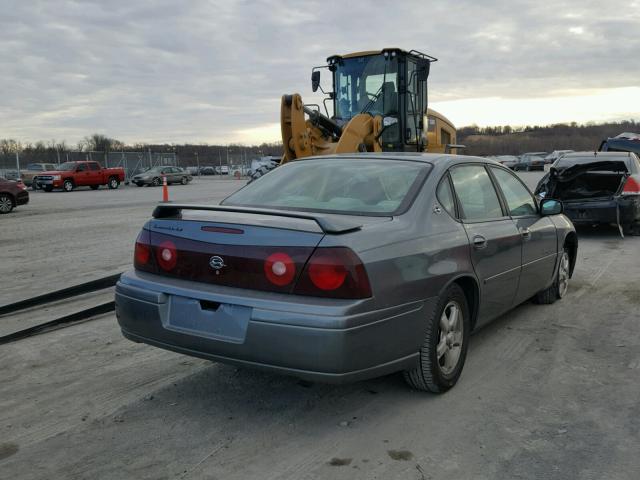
[535,151,640,236]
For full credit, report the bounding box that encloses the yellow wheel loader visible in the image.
[280,48,458,165]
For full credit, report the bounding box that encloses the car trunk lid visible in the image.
[543,161,629,202]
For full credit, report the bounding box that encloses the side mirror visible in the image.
[540,198,563,215]
[311,70,320,92]
[417,60,430,81]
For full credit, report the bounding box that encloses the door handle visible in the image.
[520,227,532,240]
[472,235,487,249]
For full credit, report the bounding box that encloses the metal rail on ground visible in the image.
[0,273,121,316]
[0,273,121,345]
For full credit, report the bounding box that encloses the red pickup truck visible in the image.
[35,161,126,192]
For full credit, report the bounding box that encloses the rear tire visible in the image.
[0,194,14,214]
[108,177,119,189]
[181,176,188,185]
[534,248,570,304]
[63,179,74,192]
[403,284,470,393]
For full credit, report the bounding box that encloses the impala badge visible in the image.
[209,256,226,274]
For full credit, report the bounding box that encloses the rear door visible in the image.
[449,164,522,325]
[87,162,102,185]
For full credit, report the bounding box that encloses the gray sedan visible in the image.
[132,166,192,187]
[115,154,577,393]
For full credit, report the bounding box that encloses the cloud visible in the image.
[0,0,639,145]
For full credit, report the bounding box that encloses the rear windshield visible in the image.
[223,158,430,215]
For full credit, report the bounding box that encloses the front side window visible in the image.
[89,162,100,171]
[334,55,398,123]
[223,159,429,215]
[450,165,504,221]
[491,167,537,216]
[76,163,86,172]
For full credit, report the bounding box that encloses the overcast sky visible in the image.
[1,0,639,145]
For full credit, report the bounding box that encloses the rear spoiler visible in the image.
[152,203,363,234]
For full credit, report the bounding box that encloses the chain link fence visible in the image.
[0,149,255,182]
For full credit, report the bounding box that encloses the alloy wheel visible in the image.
[0,195,12,213]
[437,301,464,375]
[558,251,570,298]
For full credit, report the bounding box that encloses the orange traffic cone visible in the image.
[162,175,169,202]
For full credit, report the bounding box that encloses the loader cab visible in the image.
[321,49,435,152]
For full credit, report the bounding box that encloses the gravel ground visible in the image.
[2,169,639,479]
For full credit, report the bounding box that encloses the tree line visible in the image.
[457,120,638,156]
[1,119,637,164]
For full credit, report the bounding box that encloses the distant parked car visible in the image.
[492,155,519,169]
[535,151,640,235]
[36,161,125,192]
[599,132,640,156]
[199,166,216,176]
[21,163,58,189]
[544,150,574,164]
[132,166,192,187]
[2,170,20,181]
[513,154,546,171]
[0,176,29,214]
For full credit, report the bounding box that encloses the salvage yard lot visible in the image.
[1,170,639,479]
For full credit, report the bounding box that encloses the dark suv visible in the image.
[0,176,29,214]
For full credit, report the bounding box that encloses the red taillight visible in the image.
[308,254,348,291]
[264,252,296,286]
[156,240,177,271]
[622,176,640,195]
[134,229,151,267]
[294,247,372,299]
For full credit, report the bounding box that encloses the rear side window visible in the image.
[491,167,537,216]
[450,165,504,221]
[436,175,456,218]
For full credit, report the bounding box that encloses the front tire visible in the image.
[403,284,470,393]
[107,177,120,189]
[534,248,570,304]
[63,179,74,192]
[0,194,14,214]
[152,177,161,187]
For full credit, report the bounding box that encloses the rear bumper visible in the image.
[16,191,29,205]
[115,270,432,383]
[563,196,640,225]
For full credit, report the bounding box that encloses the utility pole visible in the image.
[15,151,20,178]
[195,151,200,177]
